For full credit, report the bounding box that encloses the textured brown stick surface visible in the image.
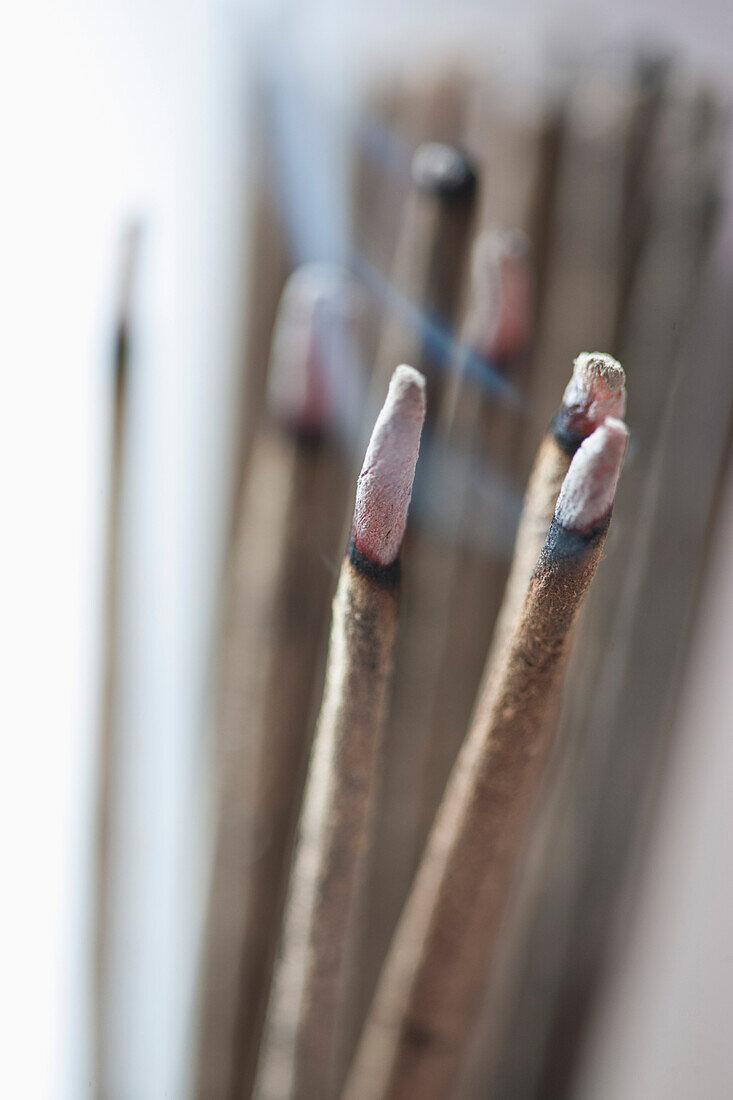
[484,430,573,675]
[343,521,608,1100]
[253,557,399,1100]
[194,427,346,1100]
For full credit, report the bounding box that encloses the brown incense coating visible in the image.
[343,513,615,1100]
[253,559,400,1100]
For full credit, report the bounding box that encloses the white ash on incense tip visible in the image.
[555,417,629,533]
[352,365,426,567]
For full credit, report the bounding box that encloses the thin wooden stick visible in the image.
[253,366,426,1100]
[193,266,359,1100]
[93,221,141,1100]
[343,418,628,1100]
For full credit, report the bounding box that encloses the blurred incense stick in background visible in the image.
[414,228,534,845]
[344,418,628,1100]
[367,141,477,413]
[93,221,142,1100]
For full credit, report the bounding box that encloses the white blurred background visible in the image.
[2,1,733,1098]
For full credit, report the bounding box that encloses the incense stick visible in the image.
[93,221,141,1100]
[253,366,426,1100]
[194,266,358,1100]
[486,351,625,673]
[344,418,628,1100]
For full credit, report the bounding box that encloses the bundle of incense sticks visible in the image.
[344,417,628,1100]
[95,29,732,1100]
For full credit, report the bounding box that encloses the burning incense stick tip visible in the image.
[411,143,477,199]
[352,365,426,567]
[560,351,626,437]
[555,417,628,533]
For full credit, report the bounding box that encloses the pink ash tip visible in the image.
[351,365,427,566]
[555,417,628,532]
[561,352,626,436]
[468,229,532,366]
[267,264,364,434]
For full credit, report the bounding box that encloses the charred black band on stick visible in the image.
[344,418,628,1100]
[253,366,426,1100]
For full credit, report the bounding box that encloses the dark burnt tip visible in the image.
[348,538,401,588]
[550,412,586,456]
[539,514,610,566]
[411,143,478,200]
